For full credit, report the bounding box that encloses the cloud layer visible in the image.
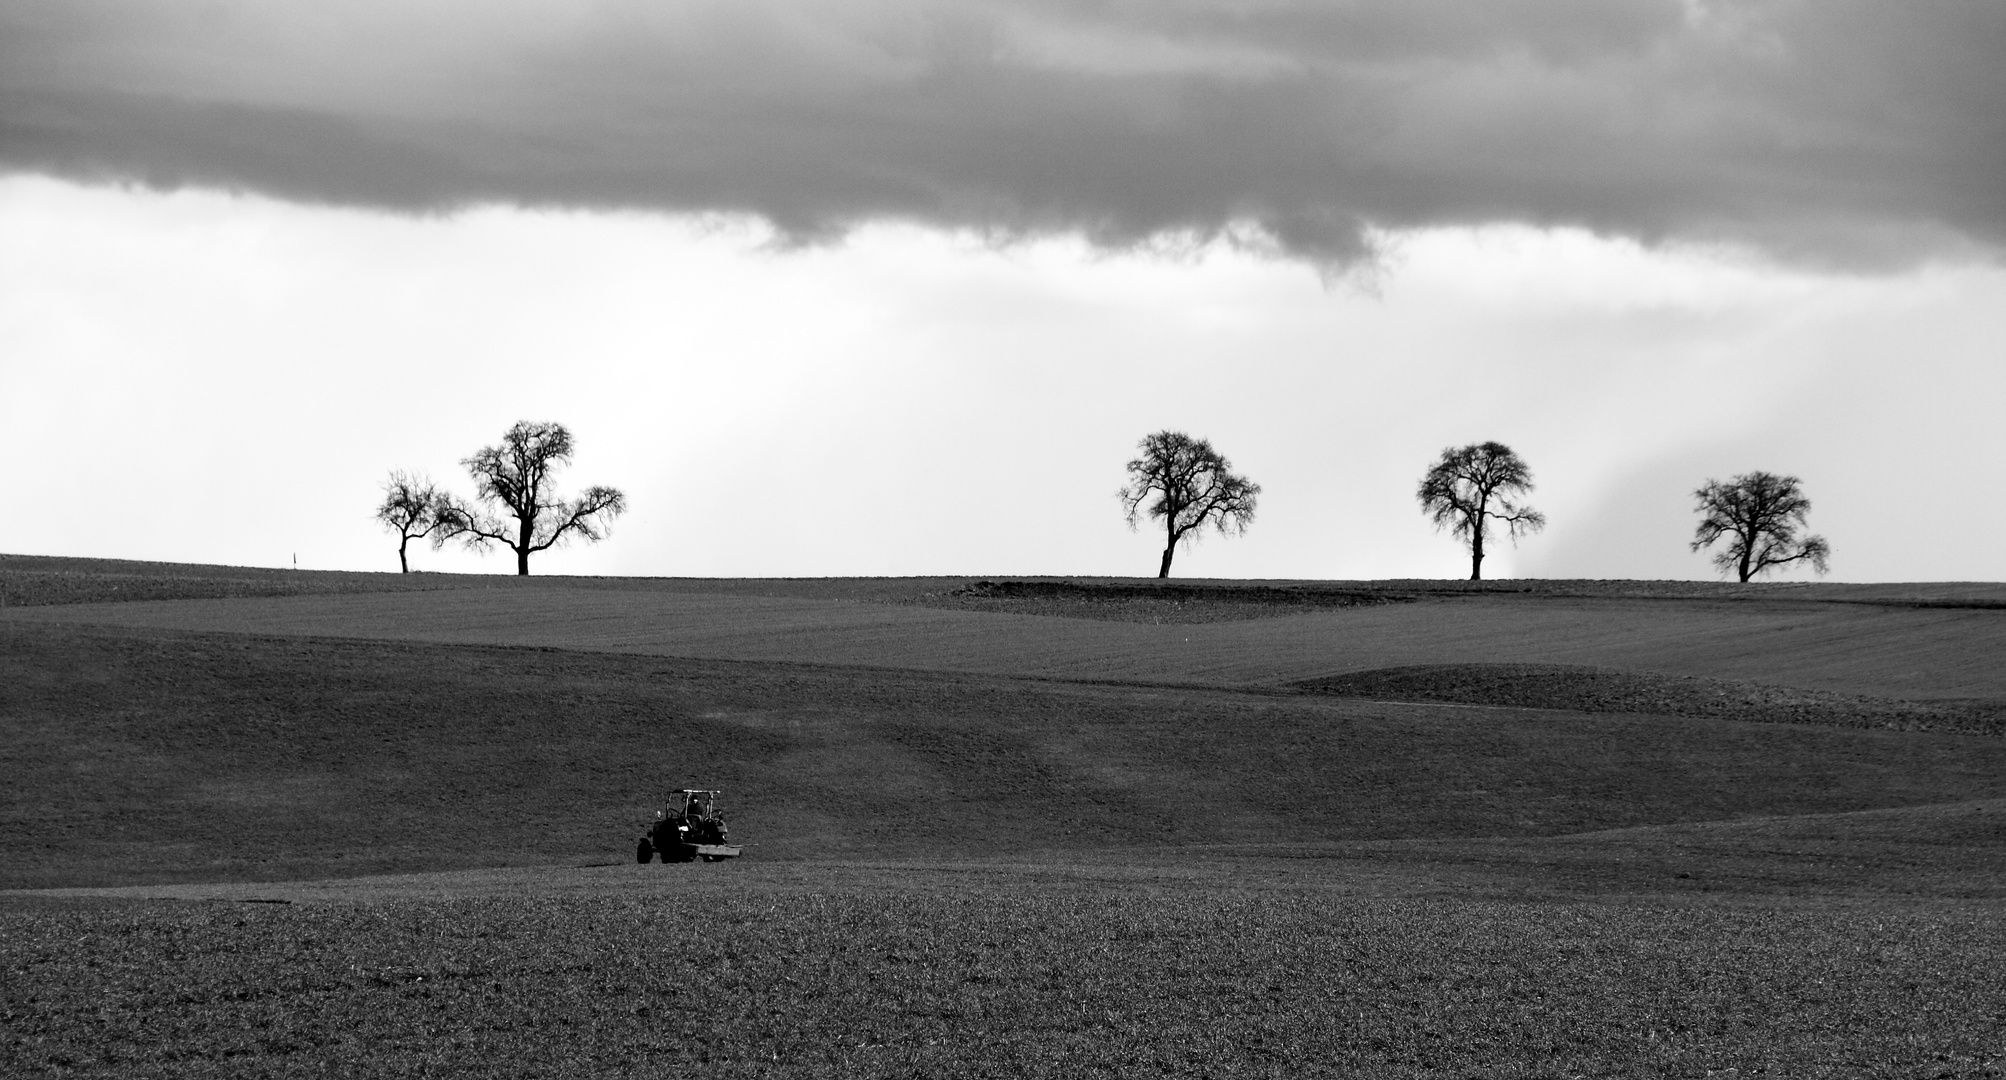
[4,0,2002,265]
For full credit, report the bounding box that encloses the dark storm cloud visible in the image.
[3,0,2000,265]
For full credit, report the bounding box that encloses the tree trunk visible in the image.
[397,538,410,574]
[517,516,535,576]
[1158,545,1175,578]
[516,547,531,576]
[1469,524,1485,581]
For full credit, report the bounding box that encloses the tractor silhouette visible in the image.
[637,789,742,863]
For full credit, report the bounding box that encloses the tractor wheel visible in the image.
[635,839,653,864]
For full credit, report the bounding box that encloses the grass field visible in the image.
[5,556,2006,1076]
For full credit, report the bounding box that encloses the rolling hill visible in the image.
[11,569,2006,698]
[5,558,2004,893]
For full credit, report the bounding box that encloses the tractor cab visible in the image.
[671,789,716,824]
[638,788,741,863]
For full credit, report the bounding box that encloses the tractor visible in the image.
[637,789,742,863]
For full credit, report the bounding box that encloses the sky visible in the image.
[3,0,2002,581]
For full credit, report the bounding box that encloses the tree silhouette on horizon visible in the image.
[1119,430,1260,578]
[1691,471,1830,582]
[439,420,627,576]
[1417,441,1545,581]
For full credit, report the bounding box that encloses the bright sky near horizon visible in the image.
[4,1,2003,581]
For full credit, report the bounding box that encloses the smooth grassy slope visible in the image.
[11,582,2006,699]
[8,560,2006,895]
[8,622,2006,892]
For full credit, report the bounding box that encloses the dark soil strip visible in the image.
[1295,663,2006,736]
[907,579,1418,623]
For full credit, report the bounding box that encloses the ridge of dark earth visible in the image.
[1295,663,2006,738]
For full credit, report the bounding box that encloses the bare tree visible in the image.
[1119,430,1260,578]
[373,471,453,573]
[1691,471,1831,582]
[441,421,627,576]
[1417,441,1546,581]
